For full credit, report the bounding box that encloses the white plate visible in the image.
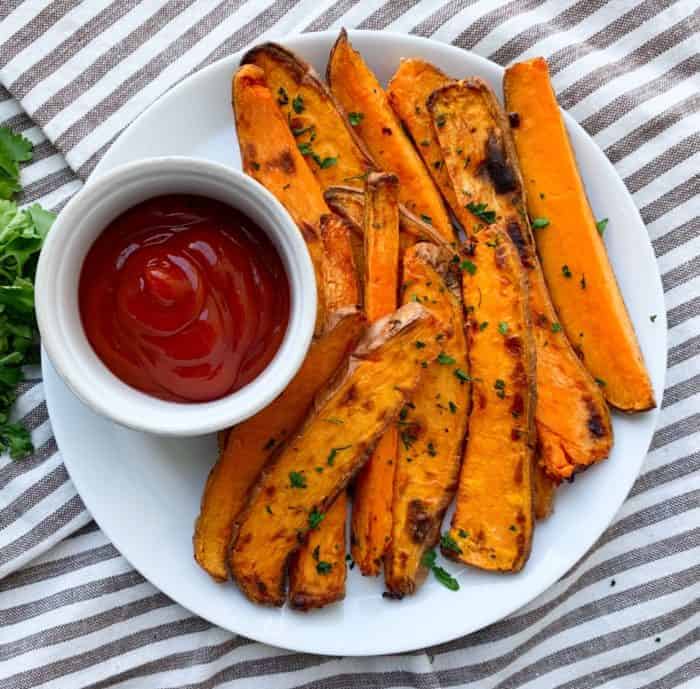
[44,30,667,656]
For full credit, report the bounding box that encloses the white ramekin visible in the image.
[35,157,316,436]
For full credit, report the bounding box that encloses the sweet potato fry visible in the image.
[288,491,348,610]
[429,80,537,572]
[387,59,458,213]
[324,185,451,250]
[533,465,556,520]
[319,213,361,314]
[327,30,453,241]
[504,58,654,412]
[351,172,401,576]
[385,243,468,596]
[193,307,364,581]
[229,303,442,605]
[242,42,376,191]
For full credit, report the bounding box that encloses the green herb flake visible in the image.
[316,560,332,575]
[531,217,549,229]
[327,444,351,466]
[449,401,457,414]
[466,201,496,224]
[421,549,437,569]
[438,352,455,365]
[562,264,572,278]
[435,113,447,128]
[460,260,477,275]
[479,321,489,331]
[308,508,325,529]
[292,94,304,114]
[289,471,307,489]
[348,111,364,126]
[650,314,657,322]
[498,321,509,335]
[596,218,609,236]
[494,379,506,399]
[458,529,469,538]
[420,214,433,224]
[551,322,562,333]
[427,441,437,457]
[433,565,460,591]
[251,161,260,171]
[263,437,276,450]
[595,377,606,387]
[441,533,463,554]
[266,505,273,515]
[454,368,470,383]
[415,340,426,349]
[324,417,344,425]
[277,87,289,106]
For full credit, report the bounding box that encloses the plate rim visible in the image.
[48,29,667,656]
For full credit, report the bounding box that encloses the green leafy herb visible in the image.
[531,217,549,229]
[435,113,446,128]
[498,321,509,335]
[289,471,307,488]
[494,379,506,399]
[316,560,332,575]
[327,444,351,466]
[348,111,364,126]
[292,94,304,114]
[466,201,496,224]
[437,352,455,365]
[458,529,468,538]
[440,532,463,554]
[308,508,325,529]
[427,441,437,457]
[0,127,55,459]
[454,368,470,383]
[277,87,289,106]
[562,264,572,278]
[421,549,437,568]
[433,566,460,591]
[596,218,609,236]
[266,505,273,515]
[448,401,457,414]
[595,377,606,387]
[551,322,562,333]
[420,214,432,224]
[650,314,657,322]
[415,340,426,349]
[314,154,338,169]
[460,260,477,275]
[479,321,489,331]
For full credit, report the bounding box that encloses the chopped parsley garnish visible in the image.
[427,441,437,457]
[316,560,332,575]
[415,340,426,349]
[458,529,469,538]
[460,260,477,275]
[277,87,289,106]
[324,417,344,425]
[348,111,364,126]
[308,509,325,529]
[315,155,338,169]
[466,201,496,224]
[531,217,550,229]
[297,142,313,156]
[596,218,609,236]
[266,505,273,515]
[498,321,509,335]
[421,549,460,591]
[292,94,304,114]
[421,549,437,568]
[420,214,432,224]
[440,532,462,554]
[562,264,572,278]
[551,322,562,333]
[400,426,418,451]
[449,401,457,414]
[595,377,606,387]
[650,314,657,322]
[251,161,260,170]
[479,321,489,331]
[435,113,446,128]
[327,445,351,466]
[438,352,455,365]
[289,471,307,488]
[454,368,470,383]
[494,379,506,399]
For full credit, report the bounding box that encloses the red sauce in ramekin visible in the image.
[79,194,290,402]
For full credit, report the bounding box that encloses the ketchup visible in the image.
[79,194,290,403]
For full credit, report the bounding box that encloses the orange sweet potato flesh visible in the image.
[504,58,655,413]
[288,491,348,610]
[385,244,468,596]
[351,173,401,576]
[193,307,364,581]
[387,59,459,214]
[327,30,453,241]
[229,303,442,605]
[241,43,376,190]
[429,81,537,572]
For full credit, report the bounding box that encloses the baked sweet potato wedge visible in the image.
[229,303,442,605]
[429,80,537,572]
[385,243,468,596]
[324,185,450,250]
[351,173,400,576]
[327,30,453,241]
[319,213,361,314]
[193,307,364,581]
[387,59,458,214]
[242,42,376,191]
[429,76,613,483]
[504,58,654,412]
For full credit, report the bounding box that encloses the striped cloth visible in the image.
[1,0,698,686]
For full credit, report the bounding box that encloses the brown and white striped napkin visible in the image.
[1,1,698,687]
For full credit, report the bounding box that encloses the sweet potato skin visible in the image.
[327,30,453,241]
[193,307,364,581]
[351,173,400,576]
[384,243,468,596]
[504,58,655,413]
[288,491,348,610]
[242,42,376,191]
[429,81,537,572]
[228,303,442,605]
